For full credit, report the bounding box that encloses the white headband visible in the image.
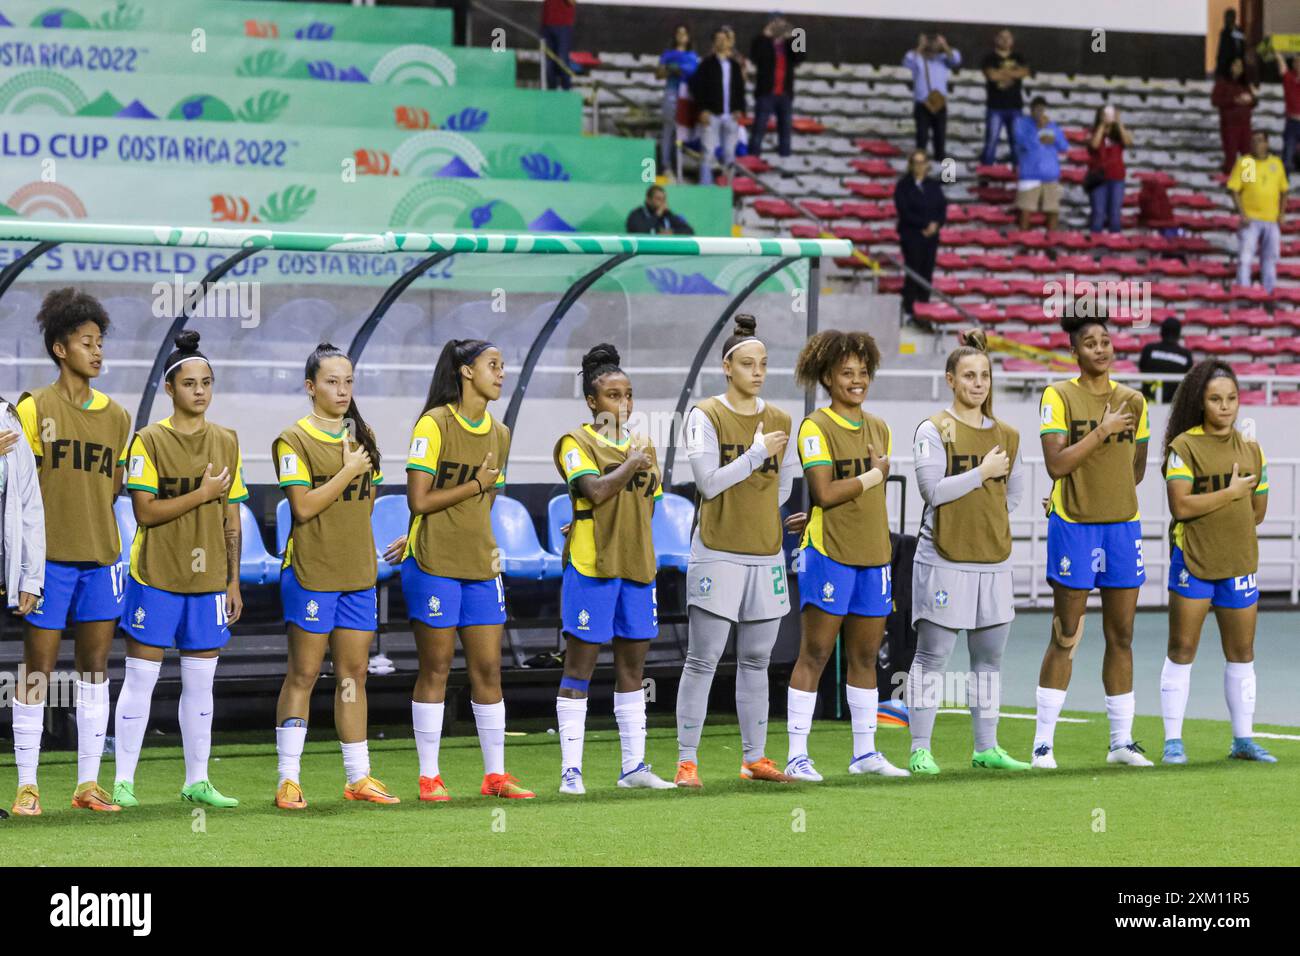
[723,336,763,360]
[165,355,212,380]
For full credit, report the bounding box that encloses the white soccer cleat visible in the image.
[559,767,586,795]
[784,754,823,782]
[848,752,911,777]
[1031,743,1057,769]
[616,763,677,789]
[1107,742,1154,767]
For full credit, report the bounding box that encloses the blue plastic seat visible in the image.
[371,493,410,584]
[652,492,693,573]
[546,494,572,558]
[113,496,137,568]
[274,497,292,557]
[492,496,561,581]
[240,502,280,586]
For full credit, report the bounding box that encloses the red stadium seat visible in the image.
[799,200,844,220]
[1230,284,1275,303]
[967,278,1013,297]
[1134,170,1178,187]
[855,138,903,157]
[849,158,898,177]
[1112,359,1139,373]
[973,186,1016,204]
[791,117,826,133]
[1238,389,1268,406]
[1098,255,1146,276]
[975,164,1016,181]
[1235,362,1274,377]
[915,302,962,323]
[1183,307,1232,328]
[731,176,765,196]
[1149,258,1194,277]
[735,155,772,173]
[569,51,602,68]
[1185,334,1233,354]
[877,273,904,290]
[1272,362,1300,376]
[1056,254,1103,274]
[1064,128,1090,143]
[1002,358,1054,372]
[752,198,800,219]
[788,223,821,238]
[934,277,966,294]
[1001,331,1052,348]
[832,225,874,243]
[1275,391,1300,405]
[972,253,1017,272]
[1231,308,1276,330]
[945,205,971,223]
[845,180,894,199]
[840,200,891,220]
[1231,335,1282,356]
[1059,167,1087,185]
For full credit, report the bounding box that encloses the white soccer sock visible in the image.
[472,699,506,776]
[1159,658,1193,741]
[340,740,370,784]
[12,699,45,788]
[179,656,218,787]
[845,684,879,757]
[1224,661,1257,739]
[114,657,162,784]
[556,697,588,772]
[75,678,111,785]
[613,689,647,775]
[1034,685,1067,748]
[1105,691,1136,749]
[411,700,445,779]
[786,687,818,763]
[275,724,307,785]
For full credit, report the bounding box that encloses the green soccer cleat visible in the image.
[113,780,140,808]
[181,780,239,808]
[909,748,941,775]
[972,746,1032,771]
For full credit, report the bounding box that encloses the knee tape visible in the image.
[1052,615,1085,660]
[560,675,590,694]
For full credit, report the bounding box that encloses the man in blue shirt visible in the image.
[904,30,961,162]
[1013,96,1068,231]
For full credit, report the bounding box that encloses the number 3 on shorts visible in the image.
[771,565,786,595]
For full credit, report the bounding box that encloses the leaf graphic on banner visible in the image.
[237,49,287,78]
[236,90,289,123]
[520,153,570,181]
[258,185,316,223]
[96,4,144,31]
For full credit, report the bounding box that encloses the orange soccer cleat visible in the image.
[740,757,794,783]
[343,775,400,804]
[419,775,451,802]
[71,782,121,812]
[674,760,703,788]
[480,773,535,799]
[11,784,41,816]
[275,779,307,810]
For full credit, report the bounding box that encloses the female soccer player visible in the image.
[553,343,675,794]
[906,329,1030,774]
[112,332,246,809]
[674,314,802,788]
[12,288,131,815]
[1159,360,1275,764]
[272,343,404,809]
[786,329,908,780]
[1033,313,1152,768]
[402,338,534,800]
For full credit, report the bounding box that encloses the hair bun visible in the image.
[733,313,758,338]
[959,327,987,352]
[174,329,202,352]
[582,343,620,373]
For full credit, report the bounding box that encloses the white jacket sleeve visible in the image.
[686,406,769,500]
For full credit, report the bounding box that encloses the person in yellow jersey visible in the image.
[271,343,405,809]
[1159,360,1276,765]
[906,329,1031,775]
[11,288,131,816]
[553,344,675,794]
[787,330,908,781]
[403,339,535,802]
[1034,313,1152,769]
[112,332,246,810]
[673,314,803,788]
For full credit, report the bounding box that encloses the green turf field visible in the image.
[2,709,1294,865]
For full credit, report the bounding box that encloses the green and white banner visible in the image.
[0,0,452,45]
[0,26,513,86]
[0,114,654,183]
[0,67,582,132]
[0,160,735,236]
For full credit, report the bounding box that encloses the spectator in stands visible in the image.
[904,30,961,162]
[656,25,699,177]
[749,17,805,161]
[626,185,694,235]
[1086,104,1134,233]
[1138,317,1194,402]
[980,28,1030,166]
[1228,131,1289,294]
[1278,51,1300,175]
[1216,8,1246,80]
[691,27,747,186]
[1013,96,1068,232]
[540,0,576,92]
[1212,57,1258,176]
[894,149,948,319]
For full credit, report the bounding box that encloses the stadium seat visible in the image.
[1238,389,1268,406]
[651,493,693,573]
[240,503,280,586]
[546,494,572,558]
[753,198,800,219]
[1184,307,1231,329]
[1235,362,1274,377]
[371,494,409,584]
[1276,391,1300,406]
[1232,335,1282,357]
[1273,362,1300,376]
[275,498,292,557]
[491,496,562,581]
[113,496,137,568]
[854,138,902,157]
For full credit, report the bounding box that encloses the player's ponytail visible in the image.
[580,343,622,399]
[720,313,762,362]
[421,338,494,419]
[305,342,381,473]
[945,327,995,419]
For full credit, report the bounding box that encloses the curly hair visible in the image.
[794,330,881,393]
[35,287,110,364]
[1061,312,1108,350]
[1162,359,1237,464]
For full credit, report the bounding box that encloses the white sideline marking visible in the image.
[937,709,1089,723]
[1252,732,1300,742]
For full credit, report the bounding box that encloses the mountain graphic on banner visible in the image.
[527,209,575,232]
[433,156,479,178]
[116,99,157,119]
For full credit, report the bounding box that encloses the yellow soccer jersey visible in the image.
[16,389,125,464]
[125,421,250,502]
[1165,427,1268,550]
[797,407,892,554]
[1039,380,1149,523]
[559,424,662,577]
